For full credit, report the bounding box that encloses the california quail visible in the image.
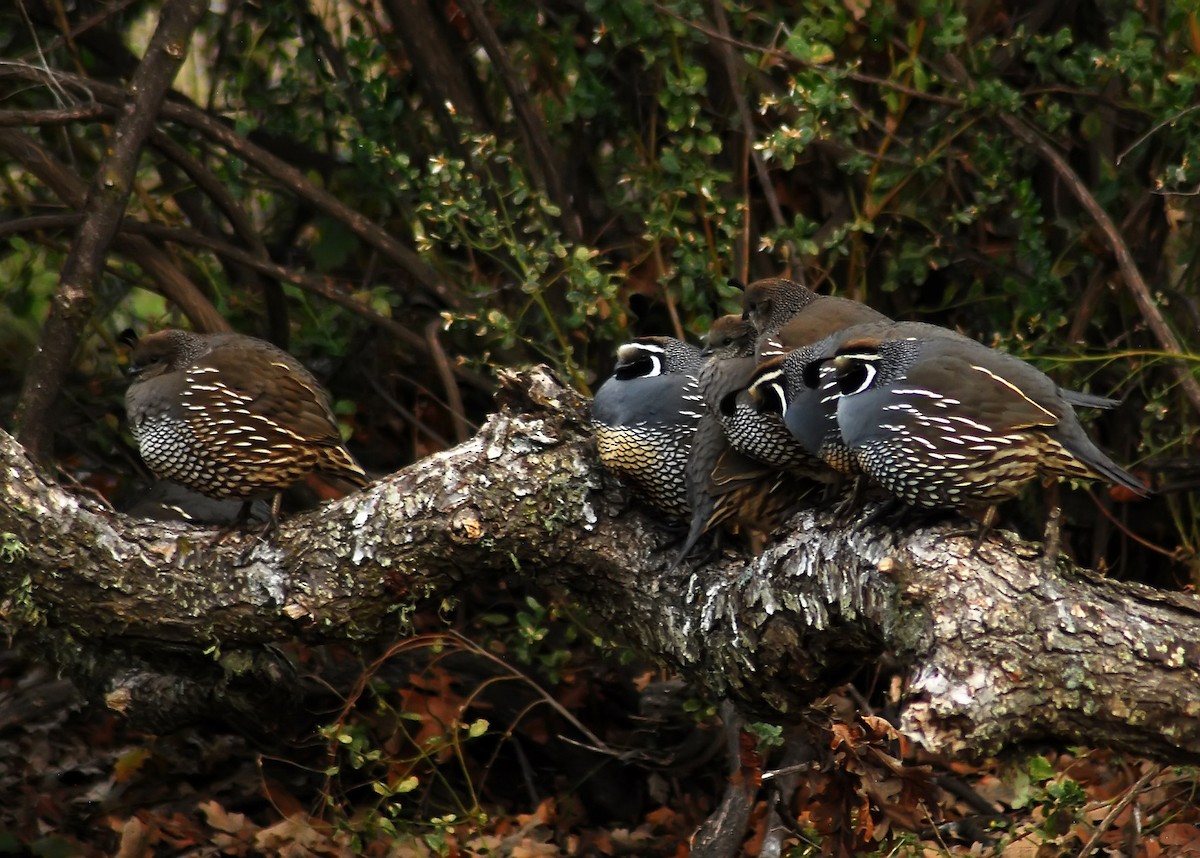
[745,324,1126,477]
[669,316,818,568]
[699,315,831,476]
[743,344,857,474]
[124,329,369,507]
[804,320,1148,511]
[741,277,890,358]
[591,336,704,521]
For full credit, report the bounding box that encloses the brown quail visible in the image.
[124,329,369,508]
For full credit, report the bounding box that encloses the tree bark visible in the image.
[1,368,1197,761]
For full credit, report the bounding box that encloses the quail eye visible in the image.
[131,352,162,371]
[614,353,662,380]
[835,359,877,395]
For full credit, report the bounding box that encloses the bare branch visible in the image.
[0,127,228,332]
[13,0,209,458]
[0,62,458,311]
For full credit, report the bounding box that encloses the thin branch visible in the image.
[455,0,582,244]
[997,116,1200,417]
[0,104,108,124]
[1074,765,1162,858]
[426,317,470,443]
[0,62,458,311]
[147,127,289,340]
[127,220,435,357]
[13,0,210,458]
[709,0,785,231]
[0,127,228,332]
[0,211,495,395]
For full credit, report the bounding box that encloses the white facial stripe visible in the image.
[844,361,877,395]
[769,382,788,413]
[836,350,879,362]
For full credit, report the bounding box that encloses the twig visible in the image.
[0,128,227,333]
[997,114,1200,417]
[148,128,289,341]
[455,0,582,244]
[930,54,1200,419]
[0,62,457,311]
[1074,764,1161,858]
[0,105,108,125]
[0,211,494,394]
[709,0,785,232]
[652,3,964,107]
[425,318,471,443]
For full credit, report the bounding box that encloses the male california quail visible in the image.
[803,320,1148,511]
[743,344,857,474]
[124,329,369,508]
[591,336,704,521]
[699,315,830,476]
[741,277,890,358]
[746,324,1126,477]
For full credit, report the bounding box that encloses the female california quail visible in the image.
[664,315,829,568]
[591,336,705,521]
[805,320,1148,510]
[124,329,369,505]
[741,277,890,358]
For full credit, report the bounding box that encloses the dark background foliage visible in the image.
[1,0,1198,853]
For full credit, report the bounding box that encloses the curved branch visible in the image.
[997,113,1200,415]
[1,368,1197,760]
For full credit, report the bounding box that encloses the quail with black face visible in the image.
[804,321,1148,511]
[591,336,705,521]
[742,343,857,474]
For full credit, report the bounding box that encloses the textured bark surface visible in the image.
[1,367,1198,760]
